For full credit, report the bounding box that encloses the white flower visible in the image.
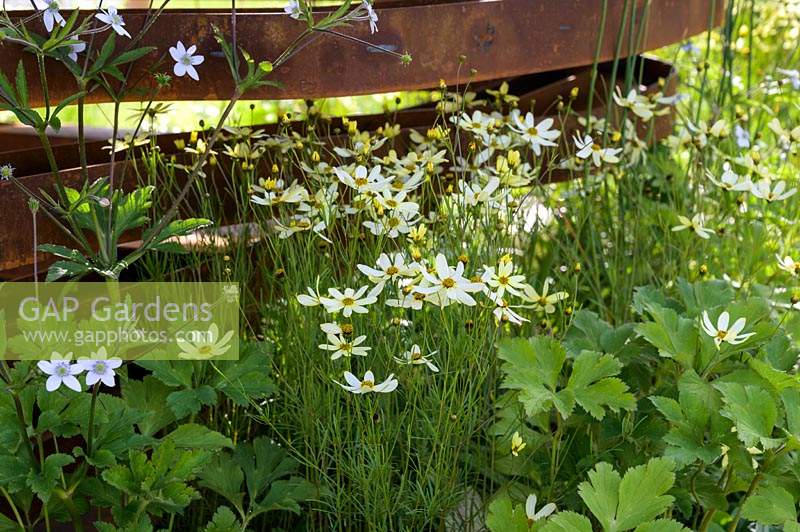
[337,370,398,394]
[700,310,755,348]
[707,162,751,192]
[297,287,324,307]
[613,88,656,121]
[284,0,302,19]
[386,290,434,310]
[671,213,714,239]
[77,349,122,388]
[776,255,800,276]
[482,260,526,298]
[251,180,309,206]
[458,177,501,207]
[394,344,438,372]
[176,324,234,359]
[778,68,800,90]
[335,165,391,195]
[362,212,419,239]
[525,494,556,522]
[67,38,86,62]
[521,279,568,314]
[416,254,484,307]
[511,112,560,155]
[37,353,81,392]
[320,286,378,317]
[34,0,65,33]
[490,294,529,325]
[96,6,131,38]
[733,124,751,149]
[751,180,797,202]
[0,164,13,181]
[574,134,621,166]
[169,41,204,81]
[319,333,370,360]
[358,253,414,285]
[362,0,378,33]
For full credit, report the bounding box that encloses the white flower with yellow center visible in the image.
[525,494,556,523]
[337,370,398,394]
[511,112,560,155]
[393,344,439,372]
[707,162,751,192]
[777,254,800,276]
[490,294,529,325]
[671,213,714,239]
[613,88,656,121]
[177,324,234,359]
[319,333,370,360]
[574,134,621,167]
[700,311,755,349]
[358,253,415,286]
[458,177,501,207]
[751,179,797,202]
[416,254,484,307]
[522,279,568,314]
[334,165,391,195]
[320,286,378,317]
[482,261,527,298]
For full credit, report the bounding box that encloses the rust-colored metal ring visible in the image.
[1,0,720,105]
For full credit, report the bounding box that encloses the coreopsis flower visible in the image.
[0,164,13,181]
[320,286,378,317]
[296,287,324,307]
[700,310,755,348]
[386,291,433,311]
[251,180,309,206]
[358,253,415,286]
[67,38,87,62]
[335,165,391,195]
[363,212,420,239]
[482,260,526,298]
[38,354,82,392]
[574,135,621,166]
[362,0,378,33]
[522,279,568,314]
[707,162,751,192]
[525,494,556,523]
[337,370,398,394]
[319,333,370,360]
[751,180,797,202]
[77,351,123,388]
[169,41,205,81]
[490,294,529,325]
[510,112,560,155]
[416,254,484,307]
[458,177,501,207]
[613,88,655,121]
[734,124,751,149]
[96,6,131,38]
[176,324,234,359]
[776,255,800,276]
[34,0,65,32]
[511,431,526,456]
[393,344,439,372]
[671,214,713,239]
[284,0,302,18]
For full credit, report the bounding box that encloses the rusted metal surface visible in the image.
[1,0,720,105]
[0,57,675,277]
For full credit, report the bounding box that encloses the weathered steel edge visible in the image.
[1,0,721,105]
[0,57,676,276]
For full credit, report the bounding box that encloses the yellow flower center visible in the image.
[527,127,539,136]
[342,297,355,306]
[386,266,399,275]
[442,278,456,288]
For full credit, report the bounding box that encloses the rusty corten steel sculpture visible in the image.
[1,0,722,105]
[0,0,724,277]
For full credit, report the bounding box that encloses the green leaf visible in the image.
[740,485,798,525]
[715,382,780,449]
[579,459,675,532]
[27,453,75,503]
[540,512,593,532]
[485,495,529,532]
[45,259,91,281]
[111,46,156,67]
[633,520,689,532]
[166,385,218,419]
[15,61,28,108]
[567,351,636,420]
[37,244,90,264]
[122,376,176,437]
[634,305,697,368]
[164,424,232,450]
[203,505,241,532]
[198,454,244,510]
[113,186,154,241]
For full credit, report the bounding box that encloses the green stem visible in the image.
[86,383,100,457]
